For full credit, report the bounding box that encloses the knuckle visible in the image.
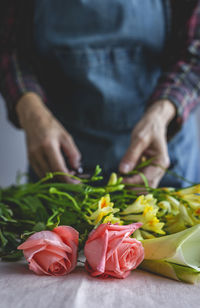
[162,156,170,168]
[42,138,54,149]
[135,133,148,146]
[64,132,73,143]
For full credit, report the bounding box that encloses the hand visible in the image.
[119,100,176,188]
[16,93,81,182]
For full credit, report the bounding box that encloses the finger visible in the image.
[119,134,149,174]
[123,174,144,185]
[123,156,168,187]
[35,151,50,176]
[43,141,78,183]
[123,153,169,188]
[29,157,44,179]
[60,133,81,170]
[144,146,170,187]
[142,165,165,188]
[28,148,50,178]
[122,169,161,189]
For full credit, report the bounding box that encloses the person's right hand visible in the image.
[16,93,81,182]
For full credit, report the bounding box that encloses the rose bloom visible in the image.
[84,223,144,279]
[18,226,79,276]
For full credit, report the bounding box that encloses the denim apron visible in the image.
[33,0,200,187]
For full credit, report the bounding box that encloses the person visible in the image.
[0,0,200,187]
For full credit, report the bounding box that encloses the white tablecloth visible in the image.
[0,261,200,308]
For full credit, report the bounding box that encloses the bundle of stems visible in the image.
[1,163,200,261]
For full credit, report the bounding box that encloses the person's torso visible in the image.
[33,0,200,186]
[34,0,168,133]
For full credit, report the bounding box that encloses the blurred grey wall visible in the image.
[0,95,27,187]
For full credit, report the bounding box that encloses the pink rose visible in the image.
[18,226,79,276]
[84,223,144,279]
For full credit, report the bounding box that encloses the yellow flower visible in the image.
[122,204,165,235]
[142,205,165,235]
[195,208,200,216]
[99,194,113,209]
[176,184,200,196]
[180,194,200,210]
[107,173,118,186]
[145,194,158,207]
[165,195,180,215]
[88,194,119,226]
[106,173,124,192]
[165,203,194,233]
[103,214,123,225]
[121,194,157,215]
[121,195,147,214]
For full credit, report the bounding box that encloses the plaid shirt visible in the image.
[0,0,200,130]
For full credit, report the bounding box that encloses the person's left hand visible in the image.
[119,100,176,188]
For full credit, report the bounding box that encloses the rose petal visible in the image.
[103,269,131,279]
[53,226,79,271]
[106,232,127,261]
[107,223,142,237]
[117,239,144,270]
[85,261,103,277]
[29,258,50,275]
[84,229,109,273]
[108,222,142,231]
[49,259,69,276]
[18,239,45,250]
[45,245,70,259]
[53,226,79,246]
[18,231,71,253]
[33,250,64,272]
[85,223,143,279]
[23,244,46,262]
[105,250,121,273]
[86,224,110,242]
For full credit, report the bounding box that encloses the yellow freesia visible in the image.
[121,194,157,215]
[107,173,118,186]
[87,194,119,226]
[122,204,165,235]
[181,194,200,210]
[103,213,123,225]
[142,205,165,235]
[173,185,200,209]
[166,195,180,214]
[176,184,200,196]
[165,202,194,233]
[106,173,124,192]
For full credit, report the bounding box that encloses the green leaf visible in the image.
[0,230,8,247]
[138,172,149,188]
[1,250,23,262]
[33,222,46,232]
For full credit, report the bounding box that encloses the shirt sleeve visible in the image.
[149,0,200,131]
[0,0,47,128]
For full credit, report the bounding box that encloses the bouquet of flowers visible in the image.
[1,165,200,283]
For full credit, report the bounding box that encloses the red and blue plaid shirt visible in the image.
[0,0,200,131]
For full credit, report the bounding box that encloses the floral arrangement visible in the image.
[1,165,200,283]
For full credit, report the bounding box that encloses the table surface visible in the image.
[0,261,200,308]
